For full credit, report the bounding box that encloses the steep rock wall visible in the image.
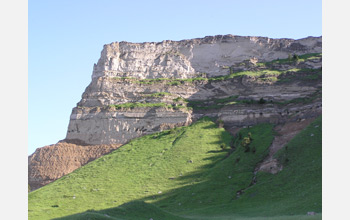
[65,35,322,146]
[92,35,321,79]
[66,107,191,145]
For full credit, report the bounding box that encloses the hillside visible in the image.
[29,35,322,190]
[28,34,322,219]
[28,116,321,219]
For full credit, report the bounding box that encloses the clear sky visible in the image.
[29,0,322,155]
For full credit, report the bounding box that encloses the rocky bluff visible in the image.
[29,34,322,190]
[65,34,321,145]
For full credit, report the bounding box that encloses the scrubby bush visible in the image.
[220,143,227,150]
[248,132,253,141]
[258,98,266,104]
[241,137,251,152]
[241,137,250,146]
[293,54,300,60]
[218,119,224,128]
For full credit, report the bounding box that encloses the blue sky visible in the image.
[29,0,322,155]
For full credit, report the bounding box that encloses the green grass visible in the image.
[29,117,233,219]
[110,53,322,86]
[187,87,321,110]
[109,102,171,109]
[137,77,209,85]
[277,68,322,83]
[29,116,322,220]
[210,68,321,83]
[108,102,192,111]
[112,67,321,86]
[275,90,321,105]
[113,66,321,89]
[190,116,322,218]
[257,53,322,66]
[103,86,320,112]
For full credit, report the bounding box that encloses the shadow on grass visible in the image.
[52,117,322,220]
[52,123,279,220]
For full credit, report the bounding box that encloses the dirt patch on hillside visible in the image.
[28,142,121,191]
[256,118,315,174]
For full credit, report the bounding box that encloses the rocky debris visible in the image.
[28,142,121,190]
[256,118,315,174]
[257,159,283,174]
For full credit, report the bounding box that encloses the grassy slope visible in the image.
[28,117,233,219]
[183,116,322,218]
[28,117,322,220]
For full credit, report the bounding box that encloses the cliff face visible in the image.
[29,34,322,190]
[65,35,322,146]
[92,35,321,79]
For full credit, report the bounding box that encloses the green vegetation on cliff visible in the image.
[111,53,322,86]
[113,67,321,85]
[28,116,322,220]
[186,89,321,110]
[257,53,322,66]
[108,102,192,111]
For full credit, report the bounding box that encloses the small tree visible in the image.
[218,119,224,128]
[248,132,253,141]
[241,137,251,152]
[220,143,227,150]
[258,98,266,104]
[241,137,251,146]
[293,54,299,60]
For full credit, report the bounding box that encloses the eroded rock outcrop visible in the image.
[29,34,322,189]
[92,35,321,79]
[28,142,121,190]
[256,118,315,174]
[65,35,321,145]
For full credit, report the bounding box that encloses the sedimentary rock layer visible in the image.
[29,35,322,189]
[92,35,321,79]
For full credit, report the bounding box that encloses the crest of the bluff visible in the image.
[92,35,322,79]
